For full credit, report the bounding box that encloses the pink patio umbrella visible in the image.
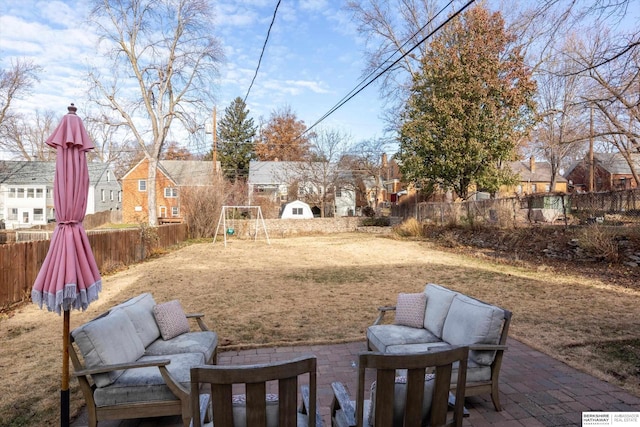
[32,104,102,427]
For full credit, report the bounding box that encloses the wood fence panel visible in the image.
[1,224,187,309]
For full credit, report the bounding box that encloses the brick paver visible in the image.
[71,338,639,426]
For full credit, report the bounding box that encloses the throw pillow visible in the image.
[153,300,190,340]
[369,374,435,426]
[394,292,427,328]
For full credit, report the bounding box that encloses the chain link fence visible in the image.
[391,188,640,227]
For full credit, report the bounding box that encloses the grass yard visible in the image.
[1,232,639,426]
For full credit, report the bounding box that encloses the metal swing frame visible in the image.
[213,205,271,247]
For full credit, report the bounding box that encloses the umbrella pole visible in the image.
[61,309,70,427]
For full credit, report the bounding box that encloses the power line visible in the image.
[244,0,282,104]
[302,0,476,137]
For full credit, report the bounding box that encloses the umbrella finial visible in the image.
[67,104,77,115]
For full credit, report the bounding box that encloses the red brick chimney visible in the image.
[529,156,536,173]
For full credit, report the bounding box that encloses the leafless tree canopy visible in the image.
[87,0,224,225]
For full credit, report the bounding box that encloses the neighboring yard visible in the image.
[1,232,639,426]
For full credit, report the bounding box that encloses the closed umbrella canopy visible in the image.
[31,104,101,427]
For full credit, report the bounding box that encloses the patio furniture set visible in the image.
[69,284,511,426]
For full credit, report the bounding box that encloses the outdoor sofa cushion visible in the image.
[423,284,457,337]
[366,324,440,353]
[145,330,218,362]
[441,294,504,365]
[368,375,435,426]
[112,292,161,347]
[93,352,204,407]
[71,309,145,388]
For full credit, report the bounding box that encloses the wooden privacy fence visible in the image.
[0,223,187,309]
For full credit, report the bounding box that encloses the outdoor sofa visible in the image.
[366,284,512,411]
[69,293,218,427]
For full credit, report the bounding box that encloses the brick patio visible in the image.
[71,338,640,426]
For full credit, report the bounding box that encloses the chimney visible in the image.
[381,153,388,168]
[529,156,536,173]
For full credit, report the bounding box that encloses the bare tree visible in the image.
[528,36,589,190]
[344,0,443,130]
[347,137,392,211]
[1,110,58,161]
[569,25,640,184]
[0,59,42,157]
[87,0,223,225]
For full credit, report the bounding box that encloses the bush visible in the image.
[393,218,424,237]
[360,216,391,226]
[577,225,621,263]
[362,206,376,217]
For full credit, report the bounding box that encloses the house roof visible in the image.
[158,160,215,186]
[0,160,112,186]
[247,161,307,184]
[509,160,567,183]
[593,153,640,175]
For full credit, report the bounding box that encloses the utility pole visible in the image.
[212,106,217,174]
[589,105,594,192]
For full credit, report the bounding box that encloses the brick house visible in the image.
[121,159,218,223]
[500,157,568,196]
[565,153,640,192]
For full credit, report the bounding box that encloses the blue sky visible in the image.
[0,0,390,155]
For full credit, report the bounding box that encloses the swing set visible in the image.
[213,206,271,247]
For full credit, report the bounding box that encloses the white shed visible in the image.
[281,200,314,219]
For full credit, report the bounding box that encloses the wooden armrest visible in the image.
[300,385,323,427]
[186,313,210,331]
[373,305,396,325]
[469,344,508,351]
[331,382,356,426]
[73,359,171,376]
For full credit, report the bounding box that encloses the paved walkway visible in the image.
[71,338,639,426]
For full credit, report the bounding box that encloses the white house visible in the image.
[247,160,357,217]
[0,161,121,229]
[280,200,314,219]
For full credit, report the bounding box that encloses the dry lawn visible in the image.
[1,232,639,426]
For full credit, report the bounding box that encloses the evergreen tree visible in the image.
[398,5,536,199]
[214,97,257,181]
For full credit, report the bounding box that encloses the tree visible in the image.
[215,97,257,181]
[2,110,57,161]
[293,128,352,217]
[163,141,194,160]
[347,137,393,211]
[398,5,537,200]
[0,59,42,157]
[254,106,311,161]
[87,0,223,225]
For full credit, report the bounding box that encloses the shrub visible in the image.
[393,218,424,237]
[362,206,376,217]
[577,225,621,263]
[360,216,391,226]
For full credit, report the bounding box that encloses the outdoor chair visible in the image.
[330,346,468,427]
[190,355,321,427]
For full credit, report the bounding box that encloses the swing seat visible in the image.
[226,228,235,235]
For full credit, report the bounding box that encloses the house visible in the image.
[247,161,357,217]
[280,200,314,219]
[0,160,121,229]
[565,153,640,192]
[121,159,218,223]
[502,157,568,196]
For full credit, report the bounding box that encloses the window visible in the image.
[8,188,16,198]
[34,208,44,221]
[46,188,52,199]
[110,190,114,201]
[8,209,17,220]
[292,207,303,215]
[118,191,122,202]
[36,188,43,198]
[106,171,111,182]
[336,188,342,197]
[545,184,551,192]
[171,206,179,216]
[27,188,34,198]
[531,184,537,193]
[516,185,523,194]
[101,189,105,202]
[164,187,178,198]
[138,180,147,191]
[17,188,25,198]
